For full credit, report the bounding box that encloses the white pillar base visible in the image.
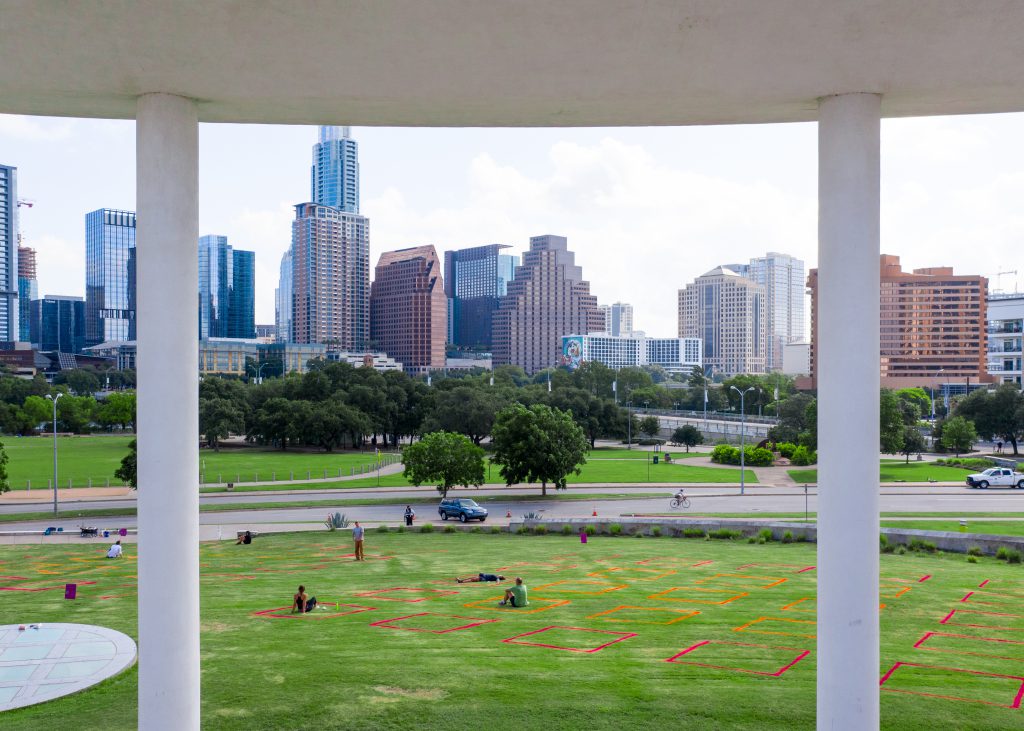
[136,92,200,731]
[817,92,881,731]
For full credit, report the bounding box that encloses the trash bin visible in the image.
[653,455,659,465]
[226,482,234,491]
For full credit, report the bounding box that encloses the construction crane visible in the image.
[990,269,1019,294]
[16,199,35,247]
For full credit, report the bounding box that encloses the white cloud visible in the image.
[29,234,84,298]
[0,115,74,142]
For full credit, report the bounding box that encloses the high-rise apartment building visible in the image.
[595,302,634,336]
[987,293,1024,387]
[312,126,359,213]
[29,295,85,353]
[85,208,136,346]
[198,235,255,340]
[17,245,37,341]
[290,202,370,347]
[0,164,18,342]
[561,332,701,372]
[807,254,989,389]
[443,244,518,349]
[275,249,292,342]
[747,252,805,370]
[678,266,767,375]
[492,235,603,374]
[370,245,447,373]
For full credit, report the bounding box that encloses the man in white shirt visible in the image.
[106,540,123,559]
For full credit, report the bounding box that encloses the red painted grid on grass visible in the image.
[879,661,1024,708]
[369,612,497,634]
[502,625,637,653]
[913,631,1024,662]
[939,609,1024,632]
[665,640,810,677]
[354,587,459,603]
[253,603,377,619]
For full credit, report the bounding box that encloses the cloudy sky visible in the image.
[3,112,1023,336]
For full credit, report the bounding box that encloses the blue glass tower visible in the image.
[0,164,18,342]
[443,244,518,349]
[30,295,85,353]
[198,235,255,339]
[85,208,136,346]
[311,126,359,213]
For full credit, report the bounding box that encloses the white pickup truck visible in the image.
[965,467,1024,489]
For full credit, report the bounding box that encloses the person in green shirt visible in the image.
[500,577,528,607]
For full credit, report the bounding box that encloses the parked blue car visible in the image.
[438,497,488,523]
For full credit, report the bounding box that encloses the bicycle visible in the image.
[670,496,691,509]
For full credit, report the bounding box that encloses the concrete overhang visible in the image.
[1,1,1023,126]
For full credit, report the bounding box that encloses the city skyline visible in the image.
[5,113,1024,337]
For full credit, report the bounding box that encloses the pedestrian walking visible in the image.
[404,505,415,527]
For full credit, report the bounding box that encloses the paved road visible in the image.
[3,487,1021,534]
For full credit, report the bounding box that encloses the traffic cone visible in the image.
[506,510,511,518]
[592,507,598,517]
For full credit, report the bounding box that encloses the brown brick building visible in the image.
[808,254,990,389]
[491,235,603,374]
[369,245,446,373]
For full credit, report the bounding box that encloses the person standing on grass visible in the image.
[404,505,415,526]
[352,521,365,560]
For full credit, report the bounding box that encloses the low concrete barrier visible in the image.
[509,517,1024,556]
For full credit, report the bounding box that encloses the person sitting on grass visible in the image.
[456,573,506,584]
[292,585,318,613]
[236,530,252,545]
[106,539,123,559]
[500,577,528,607]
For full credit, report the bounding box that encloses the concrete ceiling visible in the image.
[2,1,1023,126]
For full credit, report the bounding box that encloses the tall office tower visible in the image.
[747,252,805,371]
[370,245,447,372]
[228,249,255,339]
[312,126,360,213]
[85,208,136,346]
[0,165,18,342]
[29,295,85,353]
[808,254,989,389]
[678,266,767,376]
[491,235,603,374]
[596,301,633,336]
[290,202,370,347]
[443,244,518,349]
[17,245,37,341]
[275,249,292,342]
[198,235,256,340]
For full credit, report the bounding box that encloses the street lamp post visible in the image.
[254,362,269,385]
[45,393,63,517]
[730,385,755,495]
[626,401,632,450]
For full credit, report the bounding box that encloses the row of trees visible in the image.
[403,403,590,497]
[0,374,136,435]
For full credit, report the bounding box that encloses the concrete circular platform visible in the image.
[0,623,136,712]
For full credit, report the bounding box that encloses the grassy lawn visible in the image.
[2,533,1022,730]
[788,461,977,485]
[2,435,134,489]
[880,520,1024,538]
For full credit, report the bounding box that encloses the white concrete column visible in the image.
[136,93,200,731]
[817,92,881,731]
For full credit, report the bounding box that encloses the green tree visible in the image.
[491,403,589,496]
[115,439,137,488]
[672,424,703,452]
[941,416,977,457]
[98,391,136,431]
[955,384,1023,455]
[896,387,931,420]
[199,397,245,450]
[879,389,904,454]
[22,395,51,429]
[768,392,814,445]
[572,361,615,399]
[402,431,485,497]
[56,368,102,396]
[0,439,9,493]
[423,385,503,445]
[899,425,926,463]
[57,395,98,434]
[687,366,707,388]
[638,415,661,438]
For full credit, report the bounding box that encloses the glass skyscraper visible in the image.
[85,208,136,346]
[198,234,255,340]
[747,252,805,371]
[0,164,18,342]
[30,295,85,353]
[443,244,518,349]
[17,245,37,341]
[275,249,292,341]
[311,126,359,213]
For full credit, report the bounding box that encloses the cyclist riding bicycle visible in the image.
[673,489,686,502]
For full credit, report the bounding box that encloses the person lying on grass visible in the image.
[456,573,507,583]
[499,577,529,607]
[292,585,318,613]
